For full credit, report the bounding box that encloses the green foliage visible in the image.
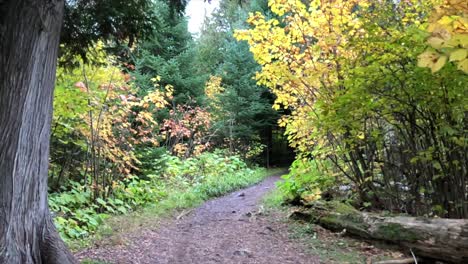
[60,0,190,64]
[131,0,206,103]
[262,188,286,209]
[278,160,335,205]
[61,0,158,64]
[50,175,167,241]
[196,0,279,161]
[49,183,108,240]
[215,41,278,143]
[135,147,169,176]
[50,152,270,242]
[147,152,267,198]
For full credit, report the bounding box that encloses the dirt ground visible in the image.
[76,175,320,264]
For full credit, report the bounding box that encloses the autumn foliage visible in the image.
[51,44,178,193]
[236,0,467,218]
[418,0,468,73]
[162,105,212,157]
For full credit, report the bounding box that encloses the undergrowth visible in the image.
[49,152,280,249]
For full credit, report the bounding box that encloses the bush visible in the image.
[278,159,335,205]
[135,147,169,177]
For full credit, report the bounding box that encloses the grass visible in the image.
[261,189,405,264]
[262,186,286,209]
[70,167,285,252]
[288,223,368,263]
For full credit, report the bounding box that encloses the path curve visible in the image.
[77,174,319,264]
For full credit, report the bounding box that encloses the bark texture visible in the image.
[0,0,77,263]
[290,202,468,263]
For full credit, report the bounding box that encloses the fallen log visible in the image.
[289,201,468,263]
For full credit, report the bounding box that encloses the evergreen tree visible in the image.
[131,0,206,103]
[197,0,279,161]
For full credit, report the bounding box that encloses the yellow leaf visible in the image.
[457,58,468,73]
[437,16,454,25]
[446,34,468,47]
[418,51,439,68]
[431,55,447,73]
[357,132,365,140]
[427,37,445,49]
[449,49,467,62]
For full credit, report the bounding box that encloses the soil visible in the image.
[76,175,320,264]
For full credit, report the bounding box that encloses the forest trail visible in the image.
[76,174,319,264]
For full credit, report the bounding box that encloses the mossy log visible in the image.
[289,201,468,263]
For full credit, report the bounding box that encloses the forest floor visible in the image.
[76,174,404,264]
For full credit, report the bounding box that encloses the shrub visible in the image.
[278,159,335,205]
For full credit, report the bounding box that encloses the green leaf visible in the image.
[96,198,107,206]
[117,206,128,214]
[432,161,442,170]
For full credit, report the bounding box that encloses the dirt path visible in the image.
[76,175,320,264]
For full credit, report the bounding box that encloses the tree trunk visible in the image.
[0,1,77,263]
[290,202,468,263]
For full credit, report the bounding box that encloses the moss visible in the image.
[319,211,370,238]
[324,202,366,226]
[375,223,422,242]
[304,201,426,244]
[328,201,359,215]
[324,202,424,242]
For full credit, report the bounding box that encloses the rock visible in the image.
[233,250,252,258]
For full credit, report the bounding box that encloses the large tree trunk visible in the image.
[290,202,468,263]
[0,1,76,263]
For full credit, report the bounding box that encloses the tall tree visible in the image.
[0,1,75,263]
[0,0,188,262]
[196,0,279,161]
[132,1,205,103]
